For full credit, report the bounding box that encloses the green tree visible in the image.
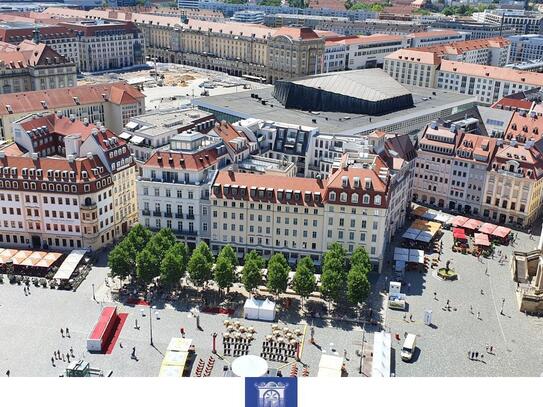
[147,228,176,263]
[350,246,371,275]
[244,250,265,270]
[323,242,347,276]
[219,244,238,268]
[266,253,290,297]
[124,224,153,259]
[292,256,316,308]
[108,240,132,279]
[193,241,214,268]
[242,259,262,293]
[187,251,212,288]
[160,243,187,288]
[260,0,281,5]
[214,256,236,294]
[136,248,159,284]
[347,265,371,306]
[320,256,345,305]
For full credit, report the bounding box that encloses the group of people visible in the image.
[51,348,75,367]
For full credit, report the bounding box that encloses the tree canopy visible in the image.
[219,244,238,268]
[136,248,159,284]
[292,256,316,305]
[266,253,290,297]
[160,243,187,288]
[187,251,213,287]
[320,256,345,304]
[108,240,132,279]
[350,246,371,275]
[347,265,371,306]
[214,256,236,293]
[242,258,262,293]
[193,241,214,268]
[244,250,265,270]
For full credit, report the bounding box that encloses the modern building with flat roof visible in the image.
[194,85,476,137]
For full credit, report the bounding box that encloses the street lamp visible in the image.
[500,298,505,315]
[149,304,154,346]
[359,322,366,375]
[92,283,95,301]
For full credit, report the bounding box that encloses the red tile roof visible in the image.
[0,82,144,115]
[440,60,543,86]
[0,40,71,69]
[144,148,219,171]
[385,48,441,65]
[273,27,321,40]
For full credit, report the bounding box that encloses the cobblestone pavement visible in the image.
[383,226,543,377]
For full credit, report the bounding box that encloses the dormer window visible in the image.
[329,191,336,201]
[353,177,360,188]
[374,195,382,205]
[351,193,358,204]
[341,176,348,187]
[363,194,370,204]
[340,192,347,202]
[365,177,372,189]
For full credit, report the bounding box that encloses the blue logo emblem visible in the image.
[245,377,298,407]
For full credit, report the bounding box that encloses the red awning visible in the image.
[451,216,469,228]
[453,227,467,240]
[474,233,490,247]
[478,223,497,235]
[463,219,482,231]
[492,226,511,239]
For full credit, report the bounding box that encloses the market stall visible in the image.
[463,219,482,233]
[243,298,276,321]
[317,354,343,378]
[451,216,469,228]
[492,226,511,243]
[478,223,497,235]
[474,233,490,247]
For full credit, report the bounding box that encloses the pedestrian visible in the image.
[180,327,185,338]
[403,313,407,321]
[489,345,493,354]
[135,319,139,330]
[480,289,484,295]
[446,299,450,306]
[67,354,70,363]
[477,311,481,320]
[66,327,70,337]
[131,347,136,358]
[70,347,74,357]
[119,342,123,348]
[343,349,347,359]
[5,370,9,377]
[409,314,413,322]
[480,354,484,362]
[433,292,437,300]
[468,351,471,360]
[474,351,479,360]
[60,328,64,338]
[470,305,473,314]
[51,357,55,366]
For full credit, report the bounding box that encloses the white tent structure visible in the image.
[317,354,343,378]
[53,249,87,281]
[394,248,425,265]
[371,331,391,377]
[231,355,268,377]
[243,298,276,321]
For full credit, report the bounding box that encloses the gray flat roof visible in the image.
[194,86,476,135]
[281,69,411,102]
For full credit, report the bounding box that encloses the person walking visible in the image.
[477,311,481,320]
[66,353,70,363]
[5,370,9,377]
[480,289,484,295]
[131,346,136,359]
[70,347,74,357]
[60,328,64,338]
[51,357,55,366]
[470,305,473,314]
[66,327,70,338]
[474,351,479,360]
[134,319,139,330]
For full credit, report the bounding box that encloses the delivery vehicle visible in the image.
[401,334,417,362]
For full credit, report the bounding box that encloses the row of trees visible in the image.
[108,227,371,306]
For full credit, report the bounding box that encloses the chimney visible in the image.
[86,152,93,160]
[0,151,5,159]
[31,152,38,160]
[69,114,76,122]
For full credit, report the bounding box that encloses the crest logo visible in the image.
[245,377,297,407]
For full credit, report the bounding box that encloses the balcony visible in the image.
[142,209,150,216]
[153,210,162,217]
[186,213,195,220]
[164,212,173,218]
[81,202,97,210]
[175,213,184,219]
[175,229,197,236]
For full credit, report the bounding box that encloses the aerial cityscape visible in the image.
[1,0,543,383]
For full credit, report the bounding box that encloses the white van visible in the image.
[401,334,417,362]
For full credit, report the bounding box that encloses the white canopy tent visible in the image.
[416,231,433,243]
[243,298,276,321]
[317,354,343,378]
[53,249,87,280]
[408,249,425,264]
[371,331,391,377]
[401,228,420,241]
[231,355,268,378]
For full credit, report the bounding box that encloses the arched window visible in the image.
[351,193,358,204]
[363,194,370,204]
[329,191,336,201]
[340,192,347,202]
[374,195,382,205]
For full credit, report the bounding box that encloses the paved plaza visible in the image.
[0,255,370,377]
[1,223,543,377]
[383,225,543,377]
